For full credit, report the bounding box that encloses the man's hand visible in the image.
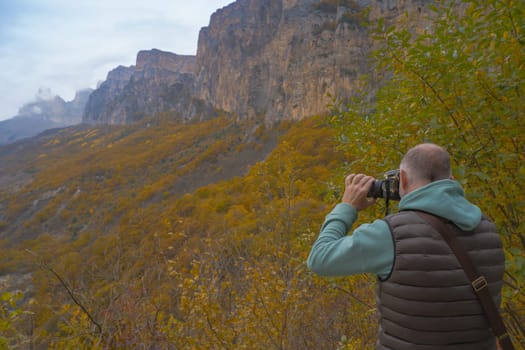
[342,173,376,211]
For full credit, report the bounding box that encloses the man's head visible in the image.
[399,143,452,197]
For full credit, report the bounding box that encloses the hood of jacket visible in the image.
[399,179,482,231]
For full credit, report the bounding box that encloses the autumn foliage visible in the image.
[0,0,524,349]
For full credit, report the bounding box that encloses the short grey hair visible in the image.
[400,143,451,183]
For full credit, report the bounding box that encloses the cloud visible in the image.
[0,0,233,121]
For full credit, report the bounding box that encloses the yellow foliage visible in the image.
[0,114,357,348]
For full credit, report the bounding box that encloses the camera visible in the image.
[367,169,401,201]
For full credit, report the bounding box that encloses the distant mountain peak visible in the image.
[83,49,207,125]
[35,87,56,101]
[0,89,93,145]
[136,49,196,73]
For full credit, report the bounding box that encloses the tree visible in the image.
[331,0,524,345]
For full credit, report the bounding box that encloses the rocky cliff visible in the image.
[83,49,206,124]
[83,0,433,125]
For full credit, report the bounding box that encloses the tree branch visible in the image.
[25,249,103,334]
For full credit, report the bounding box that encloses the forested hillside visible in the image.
[1,114,364,349]
[1,0,524,349]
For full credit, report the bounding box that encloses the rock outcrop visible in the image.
[83,0,434,125]
[83,49,214,124]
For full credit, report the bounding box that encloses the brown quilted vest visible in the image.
[376,211,505,350]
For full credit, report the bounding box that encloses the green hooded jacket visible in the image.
[307,179,482,279]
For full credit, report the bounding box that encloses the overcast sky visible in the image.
[0,0,234,121]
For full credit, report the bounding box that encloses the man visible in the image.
[307,143,505,349]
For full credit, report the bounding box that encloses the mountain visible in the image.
[83,0,432,124]
[0,89,92,144]
[82,50,210,124]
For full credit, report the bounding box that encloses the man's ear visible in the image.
[400,168,409,193]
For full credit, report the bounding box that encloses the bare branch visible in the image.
[25,249,103,335]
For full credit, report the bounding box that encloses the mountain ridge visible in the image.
[83,0,433,125]
[0,89,93,145]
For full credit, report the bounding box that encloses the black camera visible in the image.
[367,169,401,201]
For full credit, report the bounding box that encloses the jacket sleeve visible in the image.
[306,203,394,279]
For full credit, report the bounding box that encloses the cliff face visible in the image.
[195,0,373,122]
[83,49,209,124]
[83,0,433,124]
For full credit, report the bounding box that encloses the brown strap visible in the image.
[415,211,515,350]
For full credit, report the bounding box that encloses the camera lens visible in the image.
[367,180,384,198]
